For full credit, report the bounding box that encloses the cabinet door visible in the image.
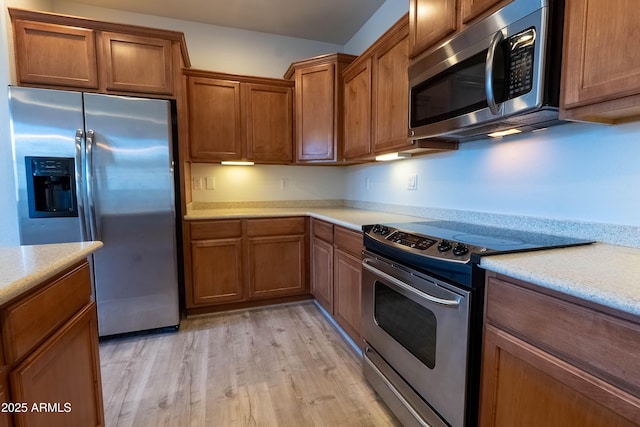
[187,77,243,160]
[100,32,173,95]
[372,24,410,154]
[191,238,244,306]
[461,0,511,24]
[12,19,98,89]
[343,57,372,160]
[247,235,307,299]
[561,0,640,121]
[295,63,337,161]
[409,0,457,58]
[480,324,640,427]
[311,236,333,312]
[333,249,362,344]
[10,303,104,427]
[0,373,11,427]
[243,83,293,163]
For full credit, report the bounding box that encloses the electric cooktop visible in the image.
[363,220,594,288]
[364,220,593,265]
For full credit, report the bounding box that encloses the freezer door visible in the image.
[83,93,179,336]
[9,87,85,244]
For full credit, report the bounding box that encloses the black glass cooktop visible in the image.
[380,220,592,253]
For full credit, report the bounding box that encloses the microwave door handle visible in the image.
[486,30,504,115]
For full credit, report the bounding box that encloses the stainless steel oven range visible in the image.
[361,221,592,427]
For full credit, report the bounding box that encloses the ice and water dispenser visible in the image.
[25,156,78,218]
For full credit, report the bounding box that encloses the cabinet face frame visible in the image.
[100,31,174,95]
[243,83,293,163]
[560,0,640,123]
[190,238,245,305]
[372,22,410,154]
[343,57,373,160]
[187,76,243,161]
[333,248,362,344]
[247,234,308,300]
[295,63,337,162]
[9,304,104,427]
[12,19,99,89]
[481,273,640,426]
[409,0,457,59]
[311,236,334,312]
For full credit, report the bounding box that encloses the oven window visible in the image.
[374,281,437,369]
[411,48,506,127]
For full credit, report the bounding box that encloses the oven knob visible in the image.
[453,243,469,256]
[437,239,452,252]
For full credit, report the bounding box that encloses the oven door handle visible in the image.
[362,258,461,307]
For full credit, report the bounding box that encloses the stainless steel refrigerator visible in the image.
[9,86,180,337]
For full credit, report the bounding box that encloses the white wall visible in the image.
[345,121,640,227]
[53,0,343,78]
[344,0,408,55]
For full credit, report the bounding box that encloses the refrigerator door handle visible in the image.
[75,129,89,241]
[85,129,99,241]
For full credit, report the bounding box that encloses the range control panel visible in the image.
[367,224,486,263]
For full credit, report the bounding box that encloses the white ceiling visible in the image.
[67,0,386,44]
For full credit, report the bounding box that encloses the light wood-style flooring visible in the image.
[99,301,400,426]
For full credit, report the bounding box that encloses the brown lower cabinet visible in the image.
[310,218,363,345]
[0,261,104,427]
[186,217,310,313]
[480,272,640,427]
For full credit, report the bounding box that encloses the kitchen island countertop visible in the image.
[0,241,103,306]
[480,243,640,318]
[185,206,425,231]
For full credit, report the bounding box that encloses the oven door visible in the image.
[362,253,471,427]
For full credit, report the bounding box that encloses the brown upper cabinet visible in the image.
[9,8,190,97]
[185,69,294,163]
[285,54,357,163]
[560,0,640,123]
[409,0,512,58]
[344,14,457,161]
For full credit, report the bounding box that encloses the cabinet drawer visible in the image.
[190,220,242,240]
[246,217,306,237]
[311,218,334,243]
[486,275,640,396]
[334,226,363,258]
[1,261,91,365]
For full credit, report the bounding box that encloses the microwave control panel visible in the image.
[507,28,536,99]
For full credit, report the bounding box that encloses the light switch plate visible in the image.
[408,174,418,190]
[206,176,216,190]
[192,177,203,191]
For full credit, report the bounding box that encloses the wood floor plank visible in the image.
[100,301,400,426]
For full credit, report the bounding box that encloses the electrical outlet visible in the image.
[408,174,418,190]
[366,177,370,191]
[281,178,289,190]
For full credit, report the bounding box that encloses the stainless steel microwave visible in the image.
[408,0,565,141]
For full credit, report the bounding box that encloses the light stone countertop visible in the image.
[480,243,640,317]
[185,207,426,231]
[187,206,640,318]
[0,241,103,306]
